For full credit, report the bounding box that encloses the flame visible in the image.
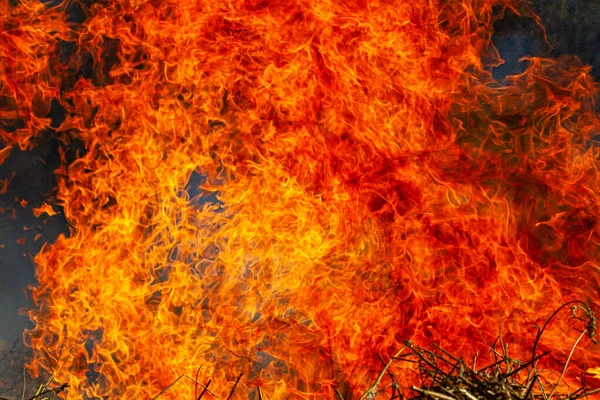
[33,202,59,217]
[0,0,599,398]
[589,367,600,380]
[0,144,11,165]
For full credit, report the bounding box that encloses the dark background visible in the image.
[493,0,600,81]
[0,0,598,395]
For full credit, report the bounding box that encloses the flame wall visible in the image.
[1,0,599,398]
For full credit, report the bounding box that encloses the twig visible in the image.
[531,301,596,367]
[573,387,600,399]
[26,383,69,400]
[501,351,551,378]
[226,373,242,400]
[377,354,397,383]
[410,386,457,400]
[38,338,80,396]
[21,366,26,400]
[547,328,588,398]
[151,374,187,400]
[194,366,203,399]
[458,388,478,400]
[535,373,547,399]
[196,379,211,400]
[360,344,408,400]
[152,374,218,399]
[520,372,537,400]
[376,353,399,398]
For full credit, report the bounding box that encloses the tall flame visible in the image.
[1,0,599,398]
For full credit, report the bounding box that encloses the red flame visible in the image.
[1,0,599,398]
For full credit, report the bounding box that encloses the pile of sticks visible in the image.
[359,301,598,400]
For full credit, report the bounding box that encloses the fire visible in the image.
[32,202,58,217]
[0,0,598,398]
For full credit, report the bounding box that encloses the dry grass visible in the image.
[1,302,597,400]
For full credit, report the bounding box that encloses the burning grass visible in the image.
[2,302,596,400]
[1,0,600,397]
[361,304,598,400]
[359,339,600,400]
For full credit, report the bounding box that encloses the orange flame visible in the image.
[0,144,11,166]
[0,0,599,398]
[33,202,59,217]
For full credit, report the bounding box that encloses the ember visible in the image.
[0,0,599,398]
